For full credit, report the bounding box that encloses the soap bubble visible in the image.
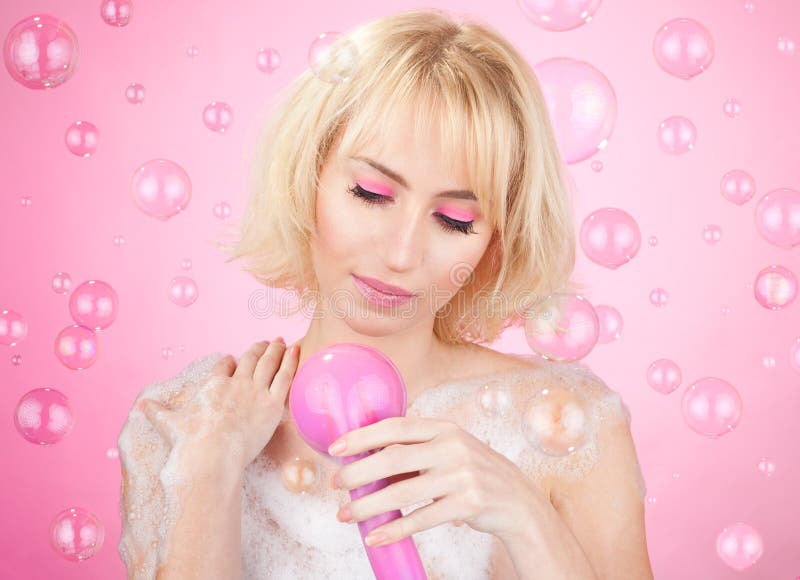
[64,120,99,157]
[533,57,617,164]
[653,18,714,79]
[49,507,104,561]
[130,158,192,220]
[716,522,763,570]
[476,378,514,417]
[3,14,80,89]
[69,280,118,330]
[521,385,590,456]
[14,387,74,444]
[646,359,682,394]
[790,338,800,374]
[100,0,133,27]
[681,377,742,438]
[580,207,641,269]
[649,288,669,307]
[0,309,29,346]
[51,272,72,294]
[202,101,233,133]
[753,265,797,310]
[657,115,697,154]
[524,293,599,362]
[516,0,603,31]
[55,324,98,369]
[757,457,775,477]
[124,82,145,104]
[754,187,800,249]
[722,98,742,118]
[308,31,359,83]
[168,276,199,307]
[720,169,755,205]
[702,224,722,244]
[256,47,281,73]
[595,305,623,343]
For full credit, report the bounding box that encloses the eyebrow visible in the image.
[350,156,477,201]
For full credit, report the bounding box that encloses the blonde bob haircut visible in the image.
[215,8,586,346]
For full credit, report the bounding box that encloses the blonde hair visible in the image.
[214,8,586,346]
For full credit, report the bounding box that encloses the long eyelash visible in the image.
[347,184,477,235]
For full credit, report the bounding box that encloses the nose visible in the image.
[382,210,426,272]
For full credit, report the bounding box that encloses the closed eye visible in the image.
[346,183,477,235]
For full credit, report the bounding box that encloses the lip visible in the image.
[352,274,414,297]
[352,274,416,307]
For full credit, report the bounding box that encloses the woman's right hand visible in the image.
[137,338,300,479]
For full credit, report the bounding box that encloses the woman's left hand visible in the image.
[328,416,546,546]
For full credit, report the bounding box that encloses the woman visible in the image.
[118,8,653,579]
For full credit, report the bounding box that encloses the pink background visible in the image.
[2,0,799,578]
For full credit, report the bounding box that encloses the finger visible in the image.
[138,398,176,444]
[211,354,236,377]
[328,417,447,457]
[266,343,300,401]
[233,341,270,379]
[252,339,288,387]
[363,493,461,547]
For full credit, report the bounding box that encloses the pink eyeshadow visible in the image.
[437,205,475,222]
[355,178,394,197]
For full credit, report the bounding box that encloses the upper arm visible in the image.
[551,412,653,580]
[505,361,652,579]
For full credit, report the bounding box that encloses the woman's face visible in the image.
[310,114,494,335]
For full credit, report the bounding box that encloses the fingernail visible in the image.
[328,440,346,456]
[275,336,285,343]
[365,531,388,546]
[337,505,352,522]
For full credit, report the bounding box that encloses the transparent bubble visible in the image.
[202,101,233,133]
[590,160,603,172]
[49,507,104,561]
[106,447,119,459]
[213,201,231,219]
[681,377,742,438]
[743,2,756,14]
[720,169,755,205]
[256,47,281,73]
[51,272,72,294]
[281,456,320,494]
[646,358,682,394]
[113,234,125,247]
[11,354,22,366]
[721,306,732,315]
[180,258,192,271]
[521,385,590,456]
[3,14,80,89]
[754,188,800,249]
[517,0,602,31]
[55,324,98,370]
[100,0,133,27]
[648,236,658,246]
[649,288,669,307]
[777,36,796,57]
[595,304,623,343]
[475,379,514,417]
[308,31,359,83]
[20,195,32,207]
[533,57,617,164]
[657,115,697,154]
[753,265,797,310]
[653,18,714,79]
[186,45,199,57]
[0,309,28,346]
[716,522,763,571]
[722,97,742,118]
[672,472,681,479]
[580,207,641,269]
[124,82,145,104]
[757,457,775,477]
[524,293,599,362]
[790,338,800,374]
[702,224,722,244]
[761,355,776,369]
[161,347,173,360]
[64,121,98,157]
[130,158,192,220]
[168,276,199,307]
[14,387,74,444]
[69,280,118,330]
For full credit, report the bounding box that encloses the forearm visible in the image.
[502,495,598,580]
[155,450,244,580]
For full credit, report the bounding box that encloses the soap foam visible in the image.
[118,352,646,579]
